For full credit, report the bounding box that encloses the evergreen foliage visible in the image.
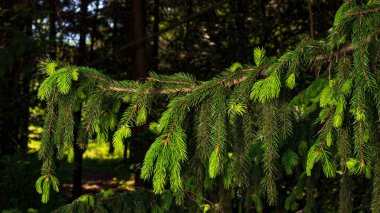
[53,190,178,213]
[36,1,380,211]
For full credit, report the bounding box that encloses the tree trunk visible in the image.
[72,0,89,200]
[108,130,115,154]
[153,0,159,71]
[72,114,85,199]
[90,0,100,58]
[77,0,88,65]
[130,0,150,188]
[131,0,147,79]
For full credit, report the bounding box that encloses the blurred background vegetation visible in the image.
[0,0,345,212]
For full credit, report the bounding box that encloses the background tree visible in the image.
[0,0,39,155]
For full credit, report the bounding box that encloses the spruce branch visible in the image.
[146,77,198,86]
[36,3,380,208]
[102,37,378,96]
[50,31,377,99]
[347,6,380,16]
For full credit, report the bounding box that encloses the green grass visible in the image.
[83,142,124,159]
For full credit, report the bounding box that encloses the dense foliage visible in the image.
[36,1,380,212]
[2,0,347,211]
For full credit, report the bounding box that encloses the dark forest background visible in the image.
[0,0,343,212]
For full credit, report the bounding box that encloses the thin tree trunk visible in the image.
[183,0,192,74]
[123,141,128,163]
[90,0,100,58]
[130,0,150,188]
[307,0,315,38]
[78,0,88,65]
[72,153,84,198]
[72,0,89,200]
[131,0,147,78]
[72,111,85,199]
[108,130,115,154]
[153,0,159,71]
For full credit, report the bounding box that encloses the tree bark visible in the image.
[78,0,88,65]
[307,0,315,38]
[130,0,151,188]
[72,112,85,199]
[131,0,147,79]
[108,130,115,154]
[72,0,89,200]
[153,0,159,71]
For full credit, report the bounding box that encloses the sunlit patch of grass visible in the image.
[100,188,115,198]
[29,106,45,115]
[27,140,41,154]
[28,125,43,135]
[27,124,43,154]
[26,130,125,161]
[83,142,124,160]
[116,174,135,191]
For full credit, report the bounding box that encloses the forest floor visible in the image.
[28,139,135,200]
